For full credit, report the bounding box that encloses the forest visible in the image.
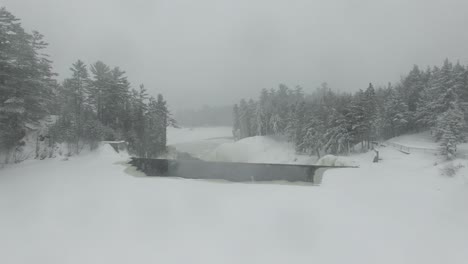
[0,7,173,163]
[233,61,468,159]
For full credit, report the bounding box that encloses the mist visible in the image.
[3,0,468,109]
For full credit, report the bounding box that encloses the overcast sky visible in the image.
[3,0,468,110]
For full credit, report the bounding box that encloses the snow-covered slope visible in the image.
[387,131,438,149]
[1,129,468,264]
[168,128,317,164]
[167,126,233,159]
[206,136,317,164]
[167,126,233,145]
[387,130,468,158]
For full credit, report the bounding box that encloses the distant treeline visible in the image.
[234,60,468,159]
[0,7,173,163]
[175,105,232,127]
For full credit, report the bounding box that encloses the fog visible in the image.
[3,0,468,109]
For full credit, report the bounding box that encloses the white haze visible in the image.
[3,0,468,109]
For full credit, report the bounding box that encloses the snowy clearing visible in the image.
[1,128,468,264]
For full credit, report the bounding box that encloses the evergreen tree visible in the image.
[132,84,149,156]
[381,89,410,138]
[0,8,55,161]
[451,62,467,103]
[363,83,377,147]
[435,102,466,159]
[286,101,306,149]
[346,90,367,148]
[88,61,111,125]
[56,60,90,153]
[255,88,270,136]
[232,104,240,139]
[107,67,130,131]
[299,115,325,157]
[248,99,257,137]
[323,109,351,155]
[402,65,425,112]
[238,99,250,138]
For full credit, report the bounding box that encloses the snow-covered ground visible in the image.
[388,131,468,157]
[167,127,317,164]
[167,126,233,159]
[1,128,468,264]
[206,136,317,164]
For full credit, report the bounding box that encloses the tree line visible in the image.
[233,60,468,159]
[0,7,173,162]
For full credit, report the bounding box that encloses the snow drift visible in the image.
[206,136,317,164]
[315,154,357,167]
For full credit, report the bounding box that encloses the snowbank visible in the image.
[95,143,129,161]
[206,136,317,164]
[167,126,232,145]
[387,130,468,159]
[387,131,438,149]
[315,154,357,166]
[167,126,233,159]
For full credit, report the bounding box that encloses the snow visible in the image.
[316,154,356,166]
[387,130,468,158]
[167,126,233,145]
[166,127,316,164]
[206,136,316,164]
[0,115,60,163]
[167,126,233,159]
[1,128,468,264]
[388,131,438,149]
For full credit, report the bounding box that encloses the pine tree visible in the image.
[238,99,250,138]
[57,60,90,153]
[323,109,351,155]
[0,8,55,161]
[255,88,270,136]
[154,94,171,154]
[363,83,377,147]
[133,84,148,156]
[381,89,410,138]
[433,90,466,140]
[88,61,111,125]
[232,104,240,139]
[299,115,325,157]
[247,99,257,137]
[402,65,425,112]
[286,101,306,149]
[107,67,130,131]
[269,113,283,135]
[452,62,468,103]
[415,65,447,128]
[346,90,367,148]
[435,103,466,159]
